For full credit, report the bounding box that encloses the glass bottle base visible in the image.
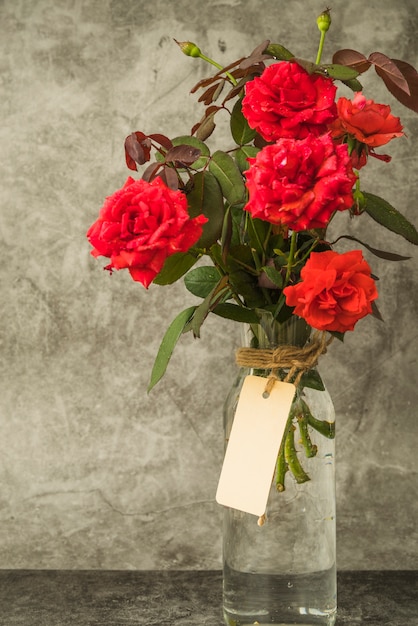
[223,566,337,626]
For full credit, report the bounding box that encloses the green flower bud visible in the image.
[175,40,201,58]
[317,8,331,33]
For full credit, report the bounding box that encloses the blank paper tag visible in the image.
[216,375,295,517]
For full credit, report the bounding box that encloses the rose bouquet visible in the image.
[87,8,418,451]
[86,11,418,622]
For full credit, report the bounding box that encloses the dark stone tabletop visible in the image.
[0,570,416,626]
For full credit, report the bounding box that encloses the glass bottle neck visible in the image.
[242,312,312,350]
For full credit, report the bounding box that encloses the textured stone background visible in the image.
[0,0,417,570]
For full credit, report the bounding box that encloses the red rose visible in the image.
[283,250,378,333]
[330,93,403,167]
[244,133,356,231]
[242,61,337,142]
[87,176,207,288]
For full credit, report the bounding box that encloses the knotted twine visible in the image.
[235,330,333,396]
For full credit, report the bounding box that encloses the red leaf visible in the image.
[190,75,222,93]
[249,39,271,59]
[369,52,411,96]
[239,39,271,69]
[332,49,371,73]
[125,153,138,172]
[148,133,173,150]
[211,56,246,74]
[158,166,179,190]
[165,144,201,165]
[142,162,162,182]
[124,132,152,169]
[222,75,256,104]
[198,82,224,105]
[378,58,418,114]
[193,112,217,141]
[206,104,222,116]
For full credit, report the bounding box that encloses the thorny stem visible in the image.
[303,397,335,439]
[297,412,318,458]
[285,425,311,484]
[275,447,288,492]
[275,392,334,489]
[275,410,295,491]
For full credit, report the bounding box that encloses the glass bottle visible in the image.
[222,313,336,626]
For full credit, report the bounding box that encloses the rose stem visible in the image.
[285,425,310,484]
[297,412,318,458]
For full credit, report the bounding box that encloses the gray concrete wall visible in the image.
[0,0,417,570]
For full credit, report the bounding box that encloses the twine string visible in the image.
[235,331,332,394]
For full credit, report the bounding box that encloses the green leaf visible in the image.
[209,150,246,206]
[170,135,210,169]
[342,77,363,92]
[230,98,256,146]
[228,269,265,309]
[235,145,259,173]
[264,43,294,61]
[247,217,270,256]
[332,234,411,261]
[363,192,418,245]
[230,206,246,246]
[272,253,287,268]
[227,244,257,270]
[186,299,211,339]
[267,234,285,257]
[148,306,196,391]
[322,63,359,80]
[371,300,384,322]
[184,279,230,338]
[212,302,260,323]
[221,205,233,262]
[187,171,224,248]
[153,252,198,285]
[262,265,283,288]
[184,265,222,298]
[293,57,318,75]
[299,370,325,391]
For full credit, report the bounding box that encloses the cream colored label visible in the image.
[216,375,295,517]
